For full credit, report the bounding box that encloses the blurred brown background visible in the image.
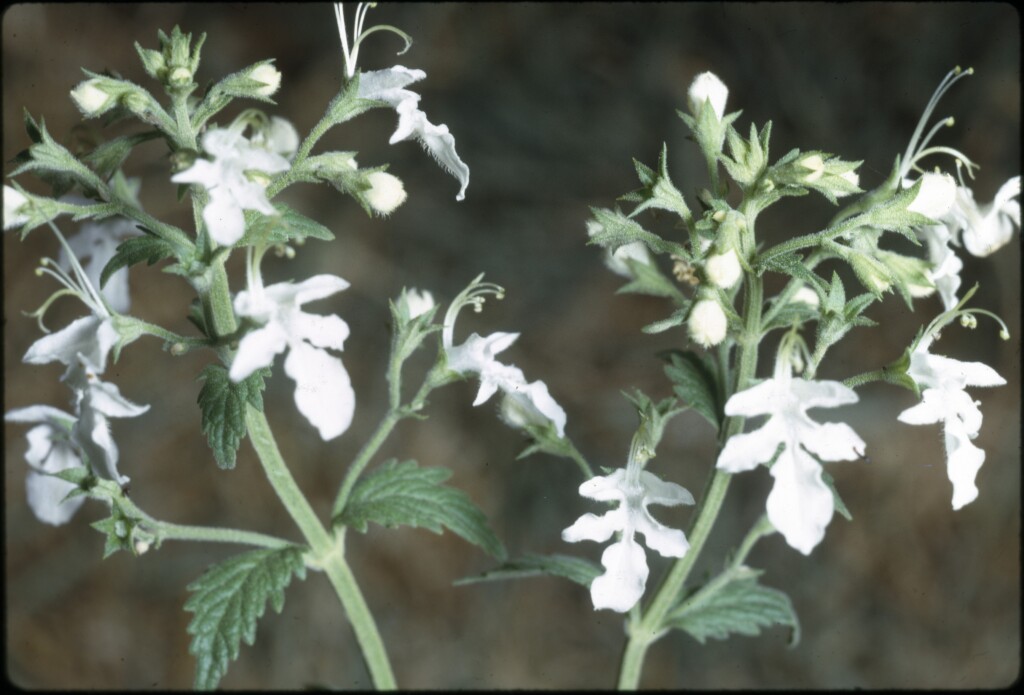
[3,2,1019,689]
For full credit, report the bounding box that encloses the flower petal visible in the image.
[799,421,865,462]
[590,538,649,613]
[765,448,834,555]
[202,189,246,246]
[291,312,350,351]
[944,418,985,510]
[230,323,288,382]
[26,470,85,526]
[788,378,859,410]
[577,469,629,502]
[722,379,777,417]
[634,507,690,558]
[283,342,355,440]
[23,315,116,372]
[716,419,784,472]
[561,509,623,544]
[898,388,946,426]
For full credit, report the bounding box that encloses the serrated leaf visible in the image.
[83,131,162,181]
[453,553,601,588]
[185,547,306,690]
[197,365,269,470]
[617,258,684,300]
[335,460,505,559]
[666,570,800,647]
[662,350,721,430]
[99,232,175,288]
[239,203,335,247]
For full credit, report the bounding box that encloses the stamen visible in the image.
[900,67,973,179]
[441,275,507,348]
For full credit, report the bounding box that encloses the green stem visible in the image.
[245,406,397,689]
[617,253,764,690]
[757,213,865,270]
[333,409,402,518]
[114,493,292,549]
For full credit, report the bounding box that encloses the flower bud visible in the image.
[687,72,728,121]
[70,79,115,117]
[704,249,742,289]
[400,288,435,320]
[798,154,826,183]
[168,66,193,88]
[791,287,820,307]
[848,254,892,296]
[3,186,30,230]
[249,63,282,97]
[907,172,957,219]
[365,172,407,216]
[688,299,728,347]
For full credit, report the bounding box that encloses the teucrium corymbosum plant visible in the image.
[3,4,1018,690]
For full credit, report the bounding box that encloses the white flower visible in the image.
[442,280,567,437]
[562,468,694,612]
[171,127,291,246]
[585,220,652,278]
[63,356,150,485]
[23,314,119,376]
[248,63,281,97]
[70,78,114,117]
[952,176,1021,257]
[897,339,1005,510]
[688,299,727,348]
[716,372,865,555]
[230,274,355,441]
[917,223,963,310]
[59,215,140,313]
[357,66,470,201]
[687,71,728,121]
[798,154,826,183]
[4,405,86,525]
[907,172,957,219]
[365,171,407,215]
[705,249,742,289]
[4,185,30,230]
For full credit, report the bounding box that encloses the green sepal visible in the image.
[588,207,689,260]
[665,565,801,647]
[196,365,269,470]
[10,113,104,196]
[620,143,692,221]
[622,389,686,458]
[820,469,852,521]
[642,304,693,335]
[83,131,163,182]
[617,258,686,301]
[90,499,140,559]
[334,459,506,560]
[454,553,602,589]
[661,349,721,431]
[185,547,307,691]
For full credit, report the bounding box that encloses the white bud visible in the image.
[907,172,957,219]
[791,287,820,307]
[250,63,282,97]
[168,66,193,88]
[688,299,728,347]
[402,288,435,319]
[3,185,30,230]
[705,249,742,289]
[687,71,728,121]
[70,79,113,117]
[366,172,407,215]
[798,154,826,183]
[262,117,299,158]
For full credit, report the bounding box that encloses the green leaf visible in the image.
[642,305,692,334]
[662,350,721,430]
[617,258,685,301]
[335,460,506,560]
[666,567,800,647]
[99,231,175,288]
[453,553,601,588]
[239,203,336,247]
[185,547,306,690]
[196,365,269,470]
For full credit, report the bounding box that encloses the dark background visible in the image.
[3,3,1019,689]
